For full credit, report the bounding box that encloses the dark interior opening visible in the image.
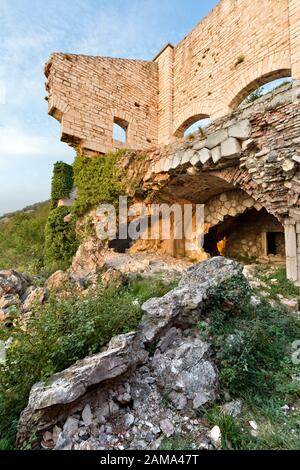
[267,232,281,255]
[203,225,222,257]
[108,223,132,253]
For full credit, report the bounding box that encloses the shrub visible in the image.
[204,407,249,450]
[0,276,175,449]
[44,206,78,271]
[51,162,74,204]
[73,150,127,215]
[203,275,300,398]
[0,202,50,274]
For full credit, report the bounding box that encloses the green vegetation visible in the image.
[235,54,245,66]
[244,87,264,104]
[44,206,78,272]
[161,434,195,451]
[0,276,175,449]
[44,161,78,271]
[0,202,50,274]
[73,150,127,215]
[51,161,73,205]
[196,273,300,450]
[255,266,300,301]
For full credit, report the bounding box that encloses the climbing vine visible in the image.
[44,206,78,271]
[51,161,74,204]
[72,149,127,215]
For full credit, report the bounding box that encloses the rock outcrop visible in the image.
[17,257,244,449]
[0,270,47,323]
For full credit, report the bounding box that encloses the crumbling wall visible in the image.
[171,0,291,135]
[45,54,158,154]
[45,0,300,151]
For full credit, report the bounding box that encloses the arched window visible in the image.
[113,117,128,143]
[174,114,210,138]
[229,71,292,110]
[184,117,211,137]
[239,77,292,107]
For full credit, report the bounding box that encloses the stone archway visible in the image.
[203,190,285,264]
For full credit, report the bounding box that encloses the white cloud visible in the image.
[0,126,49,156]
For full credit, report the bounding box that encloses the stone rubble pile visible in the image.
[0,270,47,323]
[17,257,243,450]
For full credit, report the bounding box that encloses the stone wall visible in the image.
[223,210,285,261]
[119,81,300,283]
[45,0,300,152]
[45,54,158,154]
[171,0,291,133]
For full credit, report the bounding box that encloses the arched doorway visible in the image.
[204,208,285,264]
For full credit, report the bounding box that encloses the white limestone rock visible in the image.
[228,120,251,140]
[221,137,242,158]
[206,129,228,149]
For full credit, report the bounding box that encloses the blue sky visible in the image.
[0,0,220,216]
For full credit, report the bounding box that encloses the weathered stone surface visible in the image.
[211,146,221,163]
[0,293,19,309]
[140,257,243,345]
[22,287,48,312]
[153,336,217,408]
[209,426,221,448]
[222,400,243,417]
[17,258,245,448]
[82,404,93,426]
[282,160,295,173]
[228,120,251,140]
[159,419,174,437]
[30,333,136,410]
[46,271,70,290]
[0,270,30,297]
[199,148,211,164]
[221,137,242,158]
[192,140,206,151]
[206,129,228,149]
[17,333,137,444]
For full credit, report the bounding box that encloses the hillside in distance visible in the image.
[0,201,50,274]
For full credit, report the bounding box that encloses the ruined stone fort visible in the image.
[45,0,300,285]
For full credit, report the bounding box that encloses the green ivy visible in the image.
[51,161,74,203]
[72,150,127,215]
[44,206,78,271]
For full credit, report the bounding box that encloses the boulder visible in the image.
[22,287,48,312]
[140,257,243,345]
[46,271,70,290]
[0,270,30,297]
[17,332,138,444]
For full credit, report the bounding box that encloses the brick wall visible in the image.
[289,0,300,79]
[45,54,158,154]
[171,0,291,137]
[46,0,300,152]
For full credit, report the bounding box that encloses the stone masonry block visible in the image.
[206,129,228,150]
[228,120,251,140]
[199,148,211,165]
[221,137,242,158]
[211,146,221,164]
